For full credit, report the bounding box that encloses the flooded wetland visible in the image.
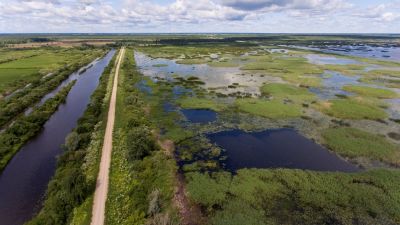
[132,42,400,224]
[1,34,400,225]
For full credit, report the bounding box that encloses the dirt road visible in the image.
[90,47,125,225]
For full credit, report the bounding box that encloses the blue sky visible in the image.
[0,0,399,33]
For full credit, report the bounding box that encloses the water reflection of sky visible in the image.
[309,71,359,99]
[306,54,360,65]
[134,51,280,95]
[295,45,400,62]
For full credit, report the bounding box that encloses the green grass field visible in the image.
[260,83,316,102]
[342,85,398,99]
[317,98,387,120]
[0,48,101,96]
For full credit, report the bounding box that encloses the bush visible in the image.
[126,126,157,161]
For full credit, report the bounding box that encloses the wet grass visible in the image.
[317,98,387,120]
[236,98,302,119]
[323,127,399,165]
[343,85,398,99]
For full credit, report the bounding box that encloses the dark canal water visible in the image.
[207,129,359,172]
[0,50,115,225]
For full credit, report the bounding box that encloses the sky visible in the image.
[0,0,399,33]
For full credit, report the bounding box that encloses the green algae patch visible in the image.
[179,97,226,112]
[323,127,399,165]
[343,85,398,99]
[260,83,316,102]
[236,98,302,119]
[317,98,387,120]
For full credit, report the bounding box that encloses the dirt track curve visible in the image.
[90,47,125,225]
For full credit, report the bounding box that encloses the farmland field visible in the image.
[0,47,105,97]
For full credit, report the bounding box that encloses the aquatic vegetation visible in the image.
[322,127,399,165]
[236,98,302,119]
[186,169,400,225]
[317,98,387,120]
[342,85,398,99]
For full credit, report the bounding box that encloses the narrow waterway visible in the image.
[0,50,115,225]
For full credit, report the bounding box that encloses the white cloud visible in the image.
[353,1,400,22]
[0,0,398,33]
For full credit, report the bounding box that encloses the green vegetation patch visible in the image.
[317,98,387,120]
[236,98,302,119]
[176,58,209,64]
[152,64,168,67]
[186,169,400,225]
[260,83,316,102]
[322,127,399,165]
[179,97,226,112]
[343,85,398,99]
[240,56,323,87]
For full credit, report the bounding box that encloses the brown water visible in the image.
[0,50,115,225]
